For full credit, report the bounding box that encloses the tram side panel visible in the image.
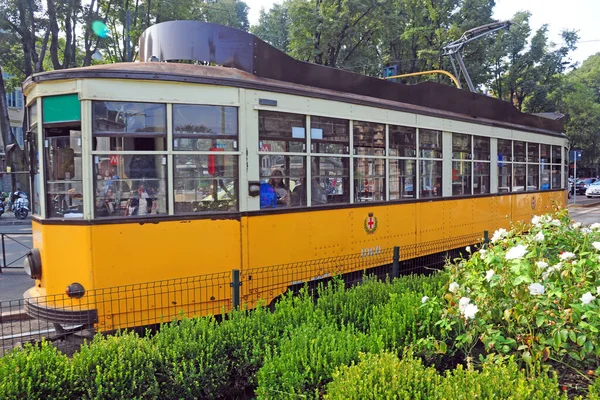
[89,218,242,330]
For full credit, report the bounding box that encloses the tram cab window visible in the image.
[452,133,472,195]
[354,122,385,202]
[44,127,84,218]
[92,101,168,217]
[497,139,512,193]
[29,104,41,216]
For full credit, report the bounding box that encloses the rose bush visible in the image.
[437,209,600,370]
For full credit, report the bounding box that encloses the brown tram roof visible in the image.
[25,21,565,138]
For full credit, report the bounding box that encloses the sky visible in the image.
[246,0,600,65]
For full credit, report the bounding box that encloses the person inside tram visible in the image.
[260,169,290,208]
[292,172,327,206]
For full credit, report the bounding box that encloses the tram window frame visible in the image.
[452,133,472,196]
[91,101,169,218]
[389,124,417,201]
[497,139,512,193]
[171,104,240,214]
[259,110,306,153]
[311,156,350,205]
[551,145,563,189]
[526,143,539,191]
[29,104,42,216]
[473,136,490,195]
[419,129,442,198]
[353,121,386,202]
[310,116,350,155]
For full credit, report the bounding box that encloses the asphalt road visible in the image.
[0,223,32,308]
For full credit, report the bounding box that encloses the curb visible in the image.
[0,310,31,323]
[569,201,600,209]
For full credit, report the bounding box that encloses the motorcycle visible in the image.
[12,190,29,220]
[0,196,4,218]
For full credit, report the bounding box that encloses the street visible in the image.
[0,223,32,308]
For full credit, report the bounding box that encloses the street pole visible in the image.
[574,153,577,204]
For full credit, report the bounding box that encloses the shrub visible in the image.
[255,322,383,399]
[153,316,227,399]
[326,351,568,400]
[440,209,600,366]
[0,340,71,400]
[71,332,159,399]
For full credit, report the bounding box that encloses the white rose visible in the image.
[479,249,487,259]
[590,223,600,230]
[559,252,576,261]
[505,245,528,260]
[536,261,548,269]
[421,296,429,304]
[528,283,545,296]
[449,282,459,293]
[531,215,541,226]
[534,232,545,242]
[581,292,596,305]
[491,228,508,243]
[593,242,600,251]
[597,286,600,296]
[551,219,561,227]
[485,269,495,282]
[573,222,582,229]
[458,297,471,313]
[462,303,478,319]
[466,246,471,253]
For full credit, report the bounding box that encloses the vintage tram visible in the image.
[21,21,567,332]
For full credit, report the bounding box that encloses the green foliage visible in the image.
[0,340,71,400]
[71,332,160,400]
[441,209,600,367]
[326,351,568,400]
[255,322,383,399]
[153,316,226,398]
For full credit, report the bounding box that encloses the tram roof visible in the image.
[25,21,566,138]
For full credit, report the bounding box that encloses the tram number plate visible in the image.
[361,246,382,257]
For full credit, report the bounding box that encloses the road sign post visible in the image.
[571,149,582,204]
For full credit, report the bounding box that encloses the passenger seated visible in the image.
[292,175,327,206]
[260,170,290,209]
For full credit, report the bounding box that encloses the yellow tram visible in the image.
[21,21,567,332]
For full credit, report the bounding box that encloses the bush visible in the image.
[255,322,383,399]
[0,340,71,400]
[71,332,159,399]
[326,351,568,400]
[440,210,600,366]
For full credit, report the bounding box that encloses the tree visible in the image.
[251,2,290,52]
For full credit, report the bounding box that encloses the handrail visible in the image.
[384,70,461,89]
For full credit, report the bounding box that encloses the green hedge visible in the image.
[0,273,593,398]
[326,351,569,400]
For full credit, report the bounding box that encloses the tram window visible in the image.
[551,145,562,164]
[541,163,551,190]
[419,129,442,159]
[527,143,539,163]
[474,162,490,194]
[311,116,349,154]
[93,154,167,217]
[452,160,472,195]
[173,105,238,151]
[552,165,562,189]
[390,159,416,200]
[259,111,306,153]
[44,127,83,218]
[173,154,238,213]
[30,105,41,216]
[420,160,442,198]
[92,102,167,151]
[514,164,526,192]
[527,164,539,191]
[354,158,385,202]
[498,164,512,193]
[473,136,490,160]
[259,155,306,208]
[353,121,385,156]
[312,157,350,205]
[497,139,512,162]
[514,141,526,162]
[540,144,550,163]
[452,133,471,160]
[389,125,416,157]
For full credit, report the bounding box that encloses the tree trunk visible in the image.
[0,73,10,159]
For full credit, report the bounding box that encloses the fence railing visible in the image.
[0,232,33,273]
[0,231,487,356]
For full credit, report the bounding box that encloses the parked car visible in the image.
[585,180,600,198]
[575,178,598,195]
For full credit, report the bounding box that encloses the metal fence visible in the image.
[0,232,33,272]
[0,231,486,356]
